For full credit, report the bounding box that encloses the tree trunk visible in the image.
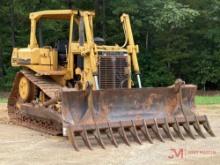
[203,83,206,91]
[67,0,73,9]
[37,20,43,47]
[0,38,4,77]
[35,0,44,47]
[95,0,102,37]
[102,0,106,40]
[9,0,16,47]
[94,0,106,40]
[145,32,149,49]
[95,0,100,14]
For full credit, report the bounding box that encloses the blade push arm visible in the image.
[120,14,142,88]
[82,12,100,89]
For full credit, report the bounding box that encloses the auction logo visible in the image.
[168,148,184,159]
[168,148,216,159]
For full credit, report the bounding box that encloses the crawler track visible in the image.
[8,69,62,135]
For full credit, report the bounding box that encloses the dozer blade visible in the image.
[61,81,215,151]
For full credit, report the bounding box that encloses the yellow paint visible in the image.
[19,76,31,101]
[11,10,141,90]
[39,91,45,103]
[120,14,140,74]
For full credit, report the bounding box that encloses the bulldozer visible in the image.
[8,10,215,150]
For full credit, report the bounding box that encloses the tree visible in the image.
[0,0,220,90]
[9,0,16,47]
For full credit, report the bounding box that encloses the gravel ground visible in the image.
[0,103,219,165]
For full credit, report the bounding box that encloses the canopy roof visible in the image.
[29,10,79,20]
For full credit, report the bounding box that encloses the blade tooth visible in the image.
[173,117,185,140]
[129,120,142,145]
[182,116,196,140]
[118,121,130,146]
[67,126,79,151]
[80,126,93,150]
[94,122,105,149]
[106,121,118,147]
[202,116,215,137]
[193,115,206,138]
[162,118,175,141]
[141,119,153,144]
[151,118,165,142]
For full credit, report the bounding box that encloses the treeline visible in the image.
[0,0,220,90]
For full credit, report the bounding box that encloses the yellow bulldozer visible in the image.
[8,10,214,150]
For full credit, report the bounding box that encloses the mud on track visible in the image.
[0,103,220,165]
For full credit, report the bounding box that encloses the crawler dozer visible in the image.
[8,10,215,150]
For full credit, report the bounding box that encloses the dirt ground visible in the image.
[0,103,220,165]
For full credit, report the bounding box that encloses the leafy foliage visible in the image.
[149,0,200,31]
[0,0,220,91]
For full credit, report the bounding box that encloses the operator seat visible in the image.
[55,40,68,66]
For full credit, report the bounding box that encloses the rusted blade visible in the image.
[202,116,215,137]
[61,84,215,149]
[67,126,79,151]
[61,86,196,128]
[141,119,153,143]
[162,118,175,141]
[172,117,185,140]
[80,127,93,150]
[151,118,164,142]
[129,120,142,144]
[193,115,206,138]
[119,121,130,146]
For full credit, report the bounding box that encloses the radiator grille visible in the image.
[98,54,128,89]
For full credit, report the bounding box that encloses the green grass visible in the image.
[195,95,220,105]
[0,98,7,103]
